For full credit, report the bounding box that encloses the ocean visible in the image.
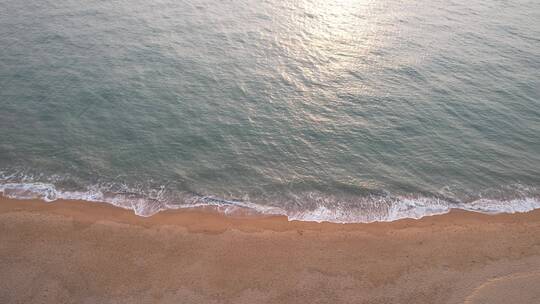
[1,0,539,222]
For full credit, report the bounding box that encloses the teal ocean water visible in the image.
[1,0,539,222]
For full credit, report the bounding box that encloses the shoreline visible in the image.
[4,194,540,230]
[2,196,540,303]
[2,181,540,223]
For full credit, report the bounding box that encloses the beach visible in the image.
[2,0,539,302]
[1,197,540,303]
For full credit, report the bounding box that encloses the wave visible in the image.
[1,181,539,223]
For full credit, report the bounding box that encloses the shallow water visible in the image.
[1,0,539,222]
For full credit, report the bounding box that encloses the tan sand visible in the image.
[1,196,540,304]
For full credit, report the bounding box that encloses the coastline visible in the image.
[2,181,539,223]
[2,196,540,303]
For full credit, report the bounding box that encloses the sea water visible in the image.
[1,0,539,222]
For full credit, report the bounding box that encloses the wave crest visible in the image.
[1,181,539,223]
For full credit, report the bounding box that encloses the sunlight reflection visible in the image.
[287,0,381,97]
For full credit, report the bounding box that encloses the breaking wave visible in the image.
[1,181,539,223]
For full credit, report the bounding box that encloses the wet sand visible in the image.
[1,196,540,304]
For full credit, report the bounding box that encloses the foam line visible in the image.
[1,182,539,223]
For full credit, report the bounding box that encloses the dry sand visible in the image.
[1,196,540,304]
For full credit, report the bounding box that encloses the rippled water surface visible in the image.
[1,0,539,222]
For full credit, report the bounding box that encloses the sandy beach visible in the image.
[1,196,540,304]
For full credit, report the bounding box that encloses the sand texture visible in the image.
[1,197,540,304]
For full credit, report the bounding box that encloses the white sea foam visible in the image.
[1,182,539,223]
[459,197,540,214]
